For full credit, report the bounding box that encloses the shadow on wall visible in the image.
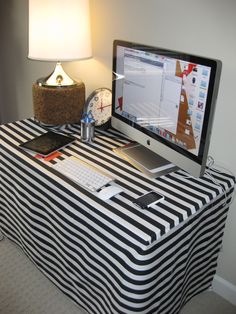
[0,0,26,123]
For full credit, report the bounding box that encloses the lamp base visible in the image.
[32,81,85,125]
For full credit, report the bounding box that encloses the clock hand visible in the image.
[97,104,111,112]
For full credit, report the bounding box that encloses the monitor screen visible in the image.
[111,40,222,177]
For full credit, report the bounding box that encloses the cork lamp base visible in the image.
[32,81,85,125]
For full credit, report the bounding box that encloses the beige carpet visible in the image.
[0,235,85,314]
[0,235,235,314]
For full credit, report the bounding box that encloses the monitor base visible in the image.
[114,143,179,178]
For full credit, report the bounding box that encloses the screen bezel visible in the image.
[112,40,222,176]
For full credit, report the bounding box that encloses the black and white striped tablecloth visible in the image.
[0,118,235,314]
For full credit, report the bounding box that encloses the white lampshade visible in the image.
[28,0,92,61]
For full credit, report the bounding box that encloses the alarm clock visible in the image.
[84,88,112,130]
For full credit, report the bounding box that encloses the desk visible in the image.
[0,118,235,314]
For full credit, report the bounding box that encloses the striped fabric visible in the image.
[0,118,235,314]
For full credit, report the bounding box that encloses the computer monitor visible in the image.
[111,40,222,178]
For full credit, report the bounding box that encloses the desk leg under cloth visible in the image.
[0,229,4,241]
[0,230,4,241]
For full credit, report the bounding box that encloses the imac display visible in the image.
[111,40,222,177]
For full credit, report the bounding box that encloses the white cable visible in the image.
[205,170,227,205]
[207,155,236,178]
[206,155,236,206]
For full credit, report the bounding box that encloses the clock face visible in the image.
[85,88,112,127]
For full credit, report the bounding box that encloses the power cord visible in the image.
[171,156,235,206]
[206,155,236,206]
[207,155,236,179]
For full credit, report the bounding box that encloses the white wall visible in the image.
[0,0,236,288]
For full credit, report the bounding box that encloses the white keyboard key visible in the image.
[53,156,114,192]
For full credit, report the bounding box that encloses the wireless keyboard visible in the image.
[53,156,114,192]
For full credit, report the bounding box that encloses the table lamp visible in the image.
[28,0,92,125]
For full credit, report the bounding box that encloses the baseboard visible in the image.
[212,274,236,306]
